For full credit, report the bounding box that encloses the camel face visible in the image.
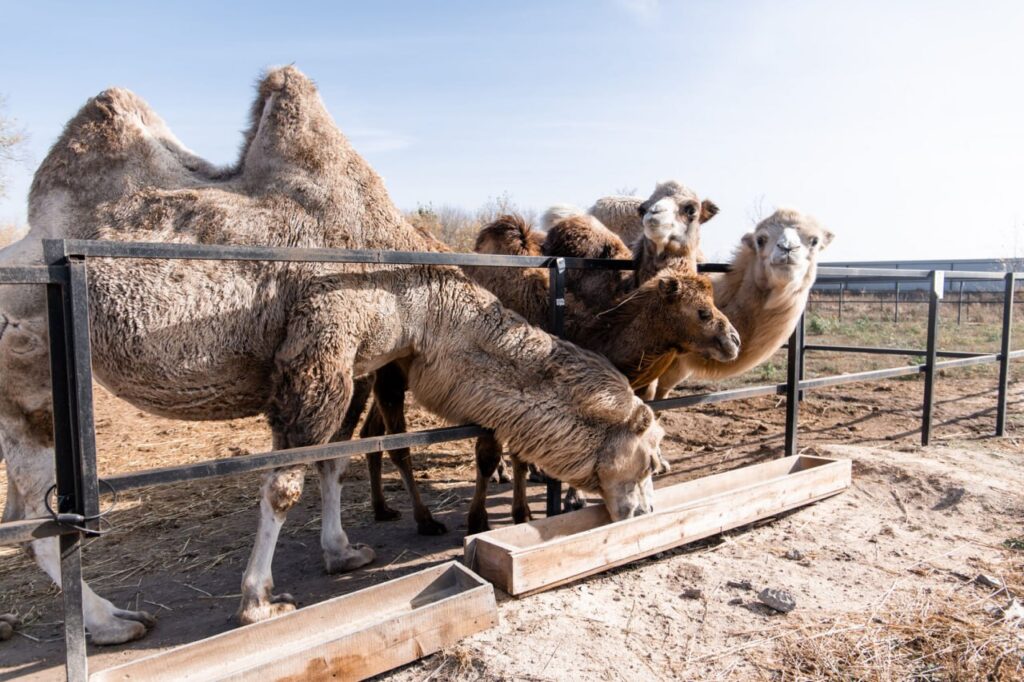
[745,208,834,292]
[638,181,719,257]
[653,272,741,363]
[598,403,664,521]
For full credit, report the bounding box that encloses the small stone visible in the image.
[727,597,743,605]
[784,549,804,561]
[997,598,1024,624]
[0,622,12,641]
[727,580,753,591]
[680,588,703,600]
[757,588,796,613]
[975,574,1003,590]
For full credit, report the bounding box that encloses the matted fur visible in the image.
[0,67,664,639]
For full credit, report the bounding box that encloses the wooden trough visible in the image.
[465,454,851,596]
[91,562,497,682]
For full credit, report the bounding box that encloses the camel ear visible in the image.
[658,276,682,301]
[637,200,649,217]
[741,232,756,250]
[629,403,653,435]
[699,199,719,224]
[818,229,835,250]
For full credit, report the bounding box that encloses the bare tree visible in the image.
[0,95,27,200]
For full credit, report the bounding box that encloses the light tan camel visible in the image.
[653,208,833,397]
[0,67,664,642]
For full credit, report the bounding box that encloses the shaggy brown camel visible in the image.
[0,67,664,642]
[653,208,833,397]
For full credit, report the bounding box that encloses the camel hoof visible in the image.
[527,466,545,483]
[374,506,402,522]
[490,470,511,484]
[87,610,153,645]
[324,543,375,574]
[467,516,491,535]
[512,508,533,525]
[416,518,448,536]
[563,490,586,512]
[237,596,297,626]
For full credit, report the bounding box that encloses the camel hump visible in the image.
[474,214,541,256]
[542,214,630,261]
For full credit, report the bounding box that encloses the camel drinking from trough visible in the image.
[0,67,665,643]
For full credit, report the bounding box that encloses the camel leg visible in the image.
[563,487,586,512]
[362,405,401,522]
[510,454,533,525]
[240,327,374,624]
[468,432,501,534]
[3,435,155,644]
[372,364,446,536]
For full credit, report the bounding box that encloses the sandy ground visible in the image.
[0,365,1021,680]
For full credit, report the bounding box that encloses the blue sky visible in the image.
[1,1,1023,261]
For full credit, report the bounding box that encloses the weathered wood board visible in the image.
[465,455,851,596]
[91,562,497,682]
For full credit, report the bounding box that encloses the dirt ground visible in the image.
[0,329,1022,679]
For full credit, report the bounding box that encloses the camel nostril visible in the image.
[730,332,741,348]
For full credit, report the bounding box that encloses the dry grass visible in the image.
[754,553,1024,681]
[406,193,537,252]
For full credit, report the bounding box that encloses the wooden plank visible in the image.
[464,455,851,596]
[91,562,497,682]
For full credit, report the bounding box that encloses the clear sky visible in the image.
[1,1,1022,261]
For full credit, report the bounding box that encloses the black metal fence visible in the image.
[0,239,1020,680]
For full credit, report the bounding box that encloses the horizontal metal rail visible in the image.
[0,265,68,285]
[804,344,985,358]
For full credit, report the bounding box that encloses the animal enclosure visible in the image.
[0,239,1019,681]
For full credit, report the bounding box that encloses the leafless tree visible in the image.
[0,95,27,200]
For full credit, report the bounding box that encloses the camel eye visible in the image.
[698,308,712,322]
[756,235,767,248]
[680,203,697,218]
[810,237,820,247]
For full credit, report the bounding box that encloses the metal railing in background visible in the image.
[0,240,1019,680]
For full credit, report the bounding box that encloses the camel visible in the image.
[0,67,665,643]
[653,208,833,397]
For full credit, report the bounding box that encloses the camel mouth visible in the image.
[706,332,741,362]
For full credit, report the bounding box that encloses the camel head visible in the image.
[596,398,666,521]
[741,208,834,303]
[637,180,719,258]
[474,214,542,257]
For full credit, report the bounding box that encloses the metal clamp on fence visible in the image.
[43,479,118,537]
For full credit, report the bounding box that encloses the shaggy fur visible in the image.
[0,67,664,641]
[541,214,633,308]
[654,209,834,397]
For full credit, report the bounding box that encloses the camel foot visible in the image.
[512,506,533,525]
[528,465,545,483]
[490,469,511,484]
[324,543,375,574]
[416,518,448,536]
[88,608,155,645]
[563,488,586,512]
[466,513,490,535]
[373,506,402,522]
[237,593,296,625]
[0,614,16,641]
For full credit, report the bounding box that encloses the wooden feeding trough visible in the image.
[465,454,851,597]
[92,562,497,682]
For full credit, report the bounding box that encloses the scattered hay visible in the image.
[754,577,1023,681]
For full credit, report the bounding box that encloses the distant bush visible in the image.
[0,223,25,247]
[406,193,538,252]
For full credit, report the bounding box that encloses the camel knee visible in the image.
[264,466,305,513]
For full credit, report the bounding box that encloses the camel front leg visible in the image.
[315,458,374,573]
[237,464,305,625]
[362,405,401,522]
[510,454,533,525]
[468,431,502,534]
[372,363,446,536]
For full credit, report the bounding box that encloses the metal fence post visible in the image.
[996,272,1016,436]
[921,271,943,446]
[797,313,806,402]
[784,315,804,456]
[837,282,844,321]
[44,243,100,682]
[545,258,567,516]
[893,281,900,324]
[957,281,965,326]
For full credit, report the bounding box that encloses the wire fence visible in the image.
[0,240,1019,680]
